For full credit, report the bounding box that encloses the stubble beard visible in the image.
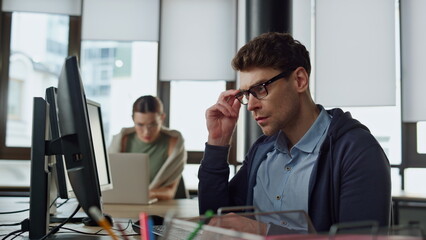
[258,122,280,136]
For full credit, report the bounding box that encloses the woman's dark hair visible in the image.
[132,95,164,118]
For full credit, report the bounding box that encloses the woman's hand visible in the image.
[149,179,179,200]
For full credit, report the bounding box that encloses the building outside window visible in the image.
[0,12,70,187]
[6,12,69,147]
[80,41,158,145]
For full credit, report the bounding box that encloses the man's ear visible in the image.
[294,67,309,93]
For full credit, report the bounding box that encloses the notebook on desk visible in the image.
[102,153,158,205]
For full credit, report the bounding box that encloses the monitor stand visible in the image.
[28,97,113,240]
[49,197,88,223]
[50,211,88,224]
[27,98,100,239]
[48,171,88,224]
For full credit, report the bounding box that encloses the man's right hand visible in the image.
[205,89,241,146]
[207,213,267,236]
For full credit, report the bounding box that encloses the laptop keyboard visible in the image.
[152,225,166,236]
[152,225,201,240]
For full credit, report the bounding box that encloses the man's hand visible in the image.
[208,213,267,235]
[205,89,241,146]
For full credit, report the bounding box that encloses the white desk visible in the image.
[392,190,426,226]
[0,196,199,239]
[103,198,199,219]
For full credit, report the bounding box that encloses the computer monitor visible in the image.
[28,56,112,239]
[86,99,113,194]
[45,87,113,225]
[56,55,102,215]
[46,87,113,201]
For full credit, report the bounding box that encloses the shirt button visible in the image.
[276,195,281,200]
[281,221,287,225]
[285,166,292,171]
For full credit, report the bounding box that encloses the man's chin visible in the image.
[260,127,279,136]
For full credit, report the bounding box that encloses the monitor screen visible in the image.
[86,99,113,193]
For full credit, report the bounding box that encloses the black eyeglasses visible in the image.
[235,71,290,105]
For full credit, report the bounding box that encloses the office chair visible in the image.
[174,177,189,199]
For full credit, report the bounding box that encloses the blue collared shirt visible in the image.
[253,107,332,232]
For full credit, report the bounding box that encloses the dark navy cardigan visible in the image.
[198,108,391,232]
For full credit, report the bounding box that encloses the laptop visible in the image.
[102,153,158,205]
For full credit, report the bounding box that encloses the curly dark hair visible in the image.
[232,32,311,77]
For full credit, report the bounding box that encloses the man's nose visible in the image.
[246,95,260,111]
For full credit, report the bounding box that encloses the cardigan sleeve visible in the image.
[198,143,249,214]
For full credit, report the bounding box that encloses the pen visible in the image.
[148,217,155,240]
[89,206,119,240]
[186,210,214,240]
[139,212,150,240]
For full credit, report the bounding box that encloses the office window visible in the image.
[7,78,23,121]
[315,0,396,107]
[168,80,231,191]
[5,12,69,147]
[0,160,31,188]
[169,81,226,151]
[80,41,158,145]
[418,121,426,154]
[404,168,426,195]
[399,0,426,192]
[182,163,236,191]
[391,168,401,194]
[308,0,404,193]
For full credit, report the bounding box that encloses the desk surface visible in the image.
[103,198,199,219]
[3,196,424,239]
[0,197,199,220]
[0,196,199,239]
[392,190,426,202]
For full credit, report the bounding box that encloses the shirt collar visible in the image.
[275,131,289,154]
[275,106,331,154]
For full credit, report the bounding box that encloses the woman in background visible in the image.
[109,95,186,200]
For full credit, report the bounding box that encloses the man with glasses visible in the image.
[198,32,391,234]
